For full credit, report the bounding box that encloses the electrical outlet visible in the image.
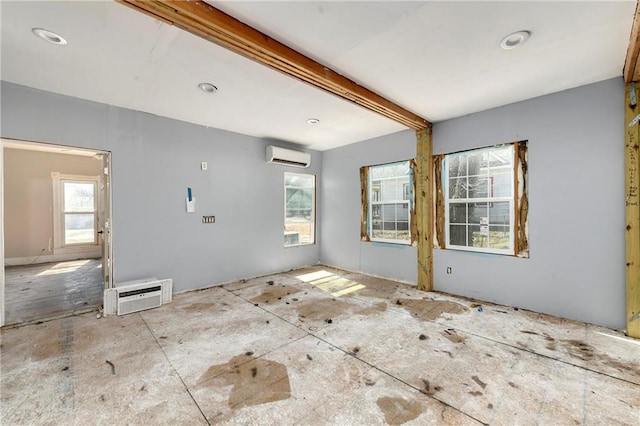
[446,267,452,274]
[201,162,208,170]
[202,216,215,223]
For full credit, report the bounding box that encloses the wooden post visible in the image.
[416,127,433,291]
[625,83,640,338]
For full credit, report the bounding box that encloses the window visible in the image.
[52,173,100,250]
[284,172,315,247]
[438,142,528,256]
[362,161,413,245]
[62,180,97,245]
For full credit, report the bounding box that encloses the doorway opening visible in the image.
[1,138,113,326]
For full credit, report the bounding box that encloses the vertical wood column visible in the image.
[416,127,434,291]
[625,83,640,338]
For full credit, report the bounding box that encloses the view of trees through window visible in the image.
[369,161,411,243]
[284,173,315,247]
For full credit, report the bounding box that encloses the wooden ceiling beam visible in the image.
[624,2,640,83]
[116,0,430,130]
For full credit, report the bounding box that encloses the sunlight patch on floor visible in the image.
[37,259,92,276]
[296,270,365,297]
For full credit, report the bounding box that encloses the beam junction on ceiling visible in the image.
[117,0,430,131]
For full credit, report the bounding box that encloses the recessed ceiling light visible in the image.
[198,82,217,93]
[500,30,530,50]
[306,118,320,125]
[32,28,67,45]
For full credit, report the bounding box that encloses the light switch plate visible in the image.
[186,197,196,213]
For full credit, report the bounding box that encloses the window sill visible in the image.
[284,242,315,248]
[369,238,412,246]
[444,245,514,256]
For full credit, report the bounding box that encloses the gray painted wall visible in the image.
[2,76,626,328]
[1,82,321,292]
[4,148,102,258]
[433,77,625,329]
[320,130,417,283]
[321,77,625,329]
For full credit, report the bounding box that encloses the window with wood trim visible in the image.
[434,141,529,257]
[361,160,415,245]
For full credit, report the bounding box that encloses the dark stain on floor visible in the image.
[396,299,468,320]
[563,340,595,361]
[296,298,351,321]
[251,286,301,305]
[561,340,640,378]
[345,276,400,299]
[421,379,443,395]
[377,396,423,425]
[182,303,216,312]
[197,353,291,409]
[442,329,467,343]
[471,375,487,389]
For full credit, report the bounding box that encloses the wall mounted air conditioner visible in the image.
[266,145,310,168]
[103,277,172,316]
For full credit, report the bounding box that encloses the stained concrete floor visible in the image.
[1,266,639,425]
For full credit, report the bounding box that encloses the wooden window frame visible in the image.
[360,160,417,246]
[433,141,529,257]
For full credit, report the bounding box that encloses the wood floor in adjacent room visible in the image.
[1,266,639,425]
[4,259,103,325]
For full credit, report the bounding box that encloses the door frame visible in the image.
[0,137,113,327]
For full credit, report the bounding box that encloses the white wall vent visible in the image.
[104,277,172,316]
[266,145,310,168]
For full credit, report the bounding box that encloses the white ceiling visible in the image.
[1,1,636,151]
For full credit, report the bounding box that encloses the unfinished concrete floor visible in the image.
[1,266,639,425]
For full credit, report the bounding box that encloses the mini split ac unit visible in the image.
[103,277,172,316]
[266,145,310,168]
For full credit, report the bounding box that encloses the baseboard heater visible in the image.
[103,277,172,316]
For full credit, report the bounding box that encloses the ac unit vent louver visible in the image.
[103,277,172,316]
[266,145,310,168]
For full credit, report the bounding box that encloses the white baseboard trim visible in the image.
[5,250,101,266]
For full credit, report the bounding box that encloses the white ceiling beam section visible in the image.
[116,0,430,130]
